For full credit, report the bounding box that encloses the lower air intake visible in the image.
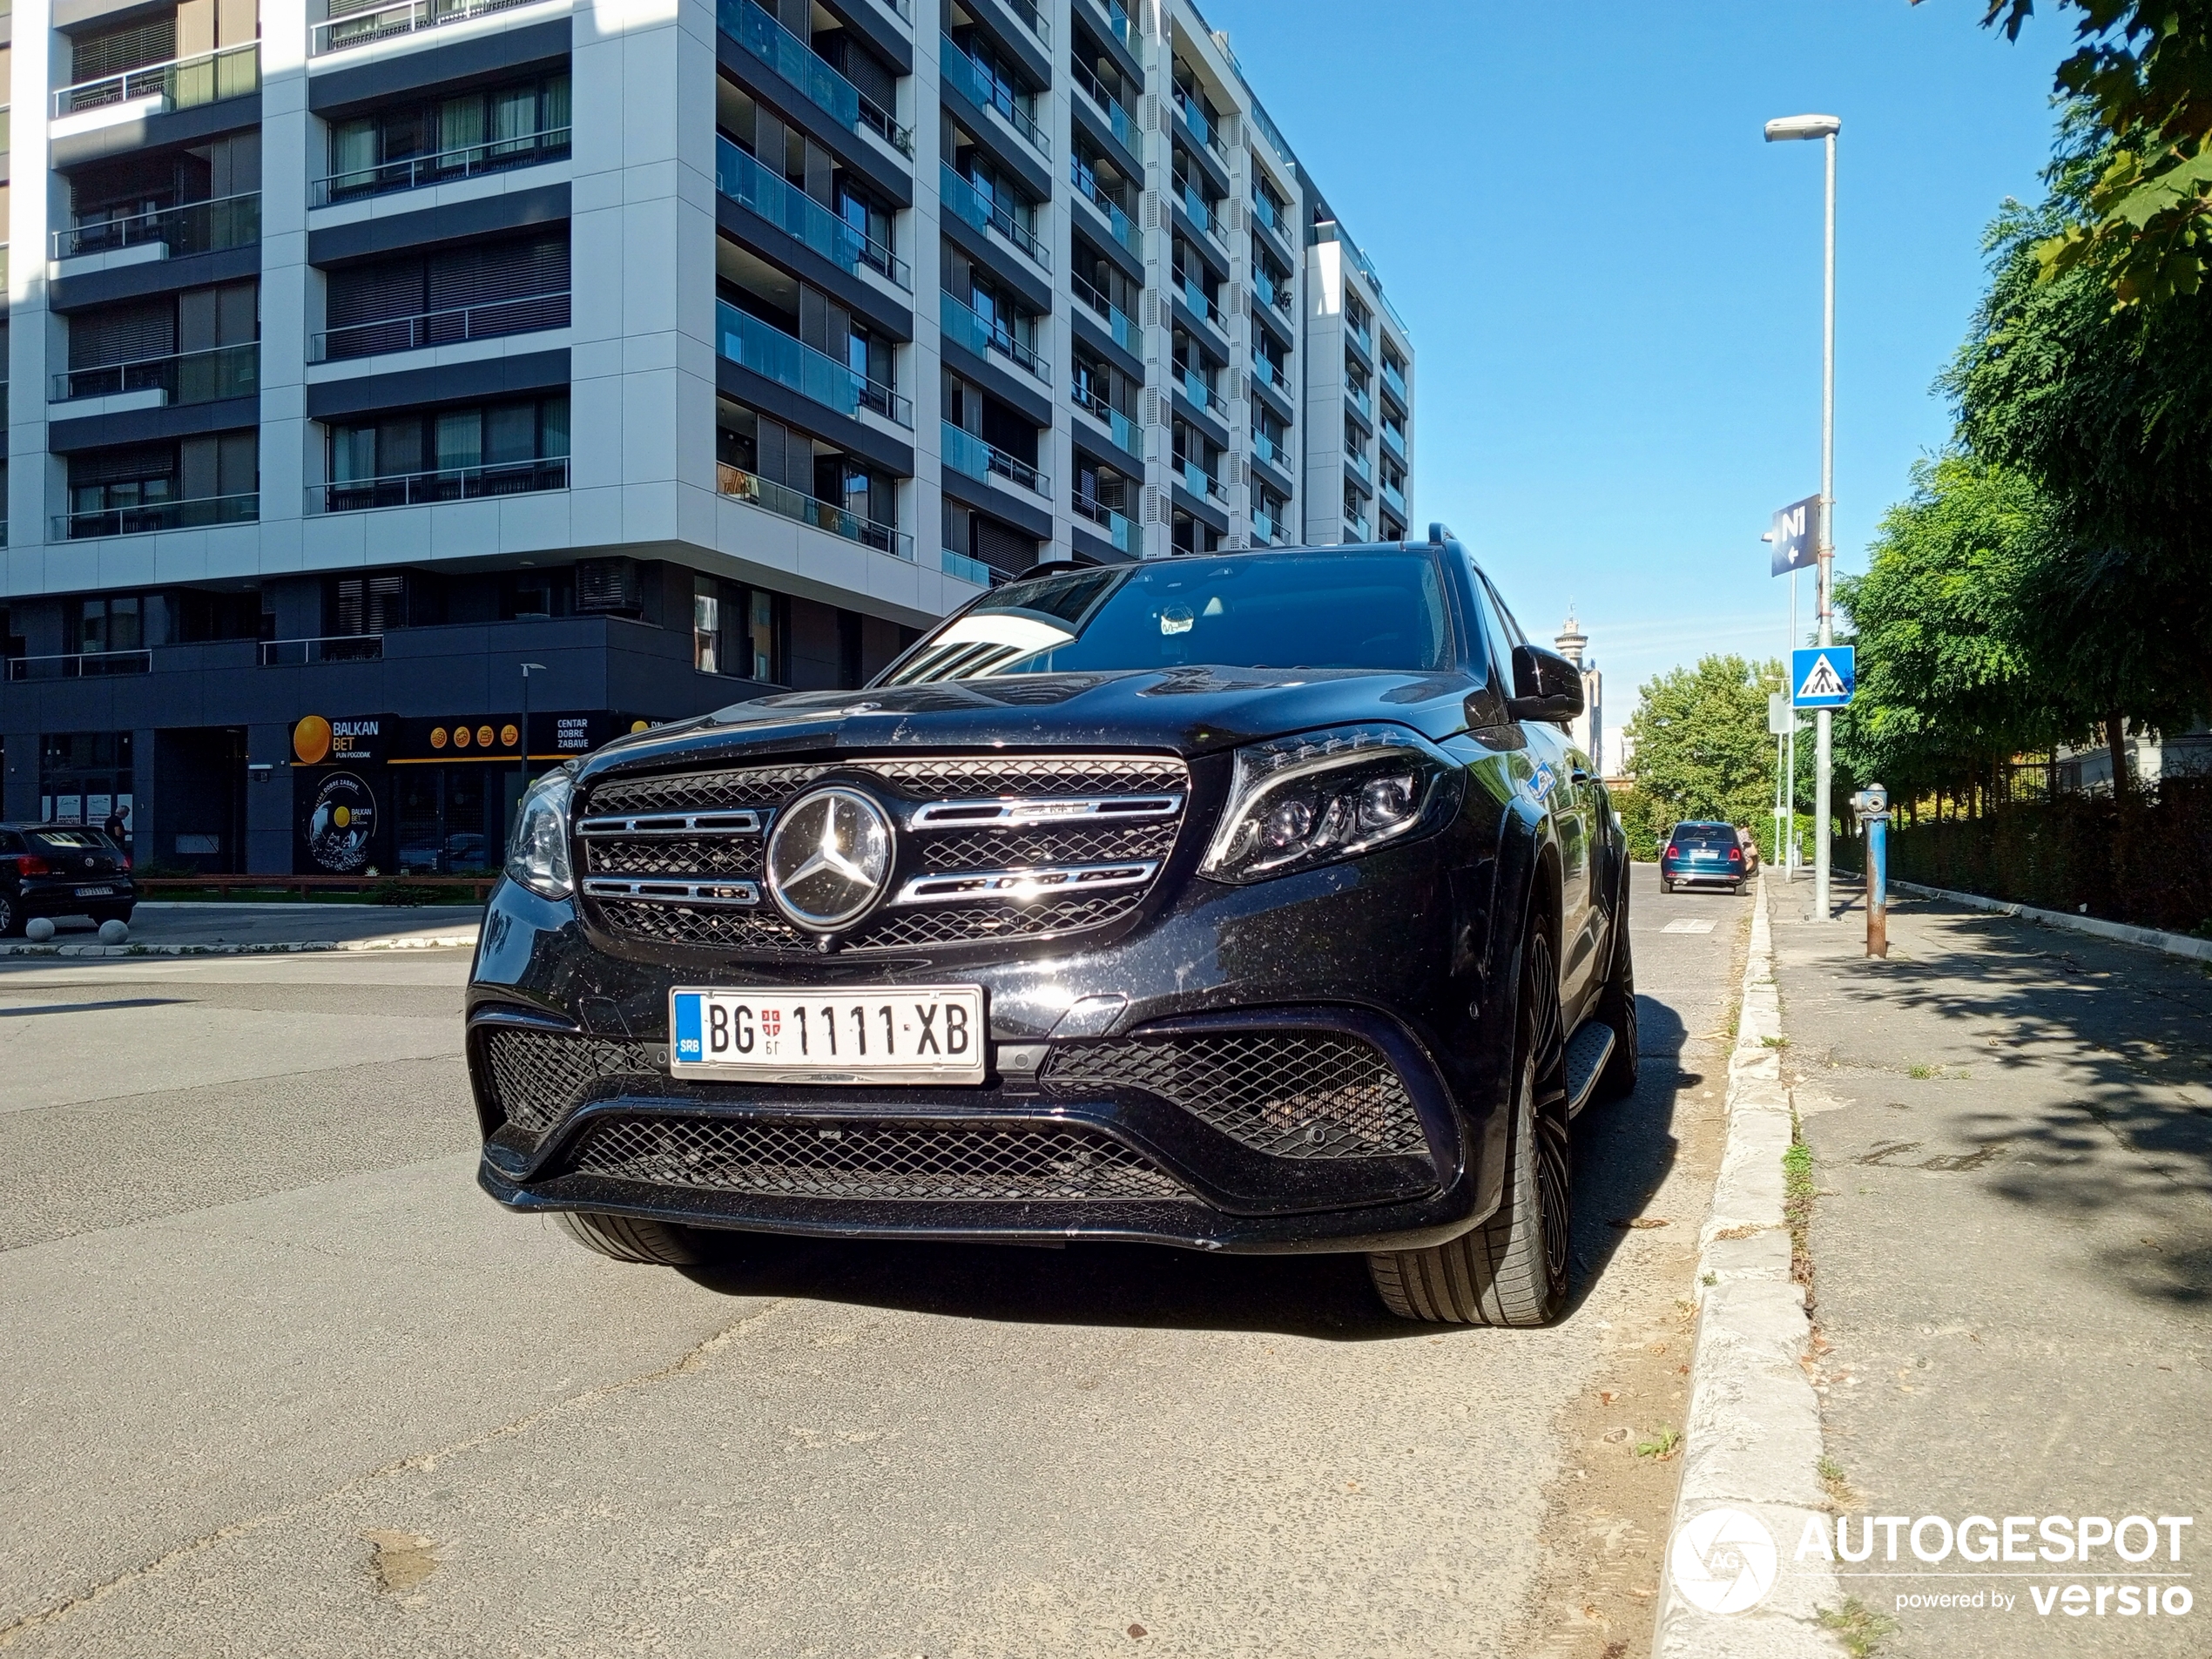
[480,1025,655,1132]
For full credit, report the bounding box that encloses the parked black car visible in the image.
[0,826,137,934]
[466,529,1638,1325]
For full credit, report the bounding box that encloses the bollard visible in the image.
[1851,784,1890,958]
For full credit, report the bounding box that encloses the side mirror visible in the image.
[1506,644,1584,723]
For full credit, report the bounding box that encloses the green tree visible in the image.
[1622,655,1784,842]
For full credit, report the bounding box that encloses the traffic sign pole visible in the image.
[1815,126,1837,922]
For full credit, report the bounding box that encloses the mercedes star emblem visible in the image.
[764,785,894,930]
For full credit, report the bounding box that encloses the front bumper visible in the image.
[466,838,1515,1255]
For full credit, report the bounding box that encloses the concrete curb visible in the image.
[1651,875,1846,1657]
[1891,878,2212,962]
[0,934,478,959]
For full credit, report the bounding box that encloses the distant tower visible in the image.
[1555,610,1602,774]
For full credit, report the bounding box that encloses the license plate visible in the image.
[670,986,986,1084]
[75,886,114,897]
[1691,850,1716,861]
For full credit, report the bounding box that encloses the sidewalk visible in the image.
[2,902,482,957]
[1770,880,2212,1656]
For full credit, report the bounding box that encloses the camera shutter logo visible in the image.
[1669,1507,1779,1615]
[765,786,894,930]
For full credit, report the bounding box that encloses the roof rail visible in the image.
[1012,557,1086,581]
[1428,522,1454,544]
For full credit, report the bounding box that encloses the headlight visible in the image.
[506,769,575,900]
[1200,724,1460,884]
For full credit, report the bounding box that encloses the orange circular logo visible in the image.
[500,724,520,749]
[293,716,332,765]
[429,727,448,750]
[475,725,495,748]
[631,719,649,733]
[453,725,471,749]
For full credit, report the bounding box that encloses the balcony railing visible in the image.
[1086,0,1133,50]
[721,0,913,156]
[1251,428,1286,470]
[1072,490,1134,554]
[53,342,258,406]
[1343,509,1370,542]
[4,649,152,681]
[1176,178,1222,244]
[1072,382,1139,456]
[52,41,258,117]
[1381,360,1408,406]
[1070,60,1136,153]
[1001,0,1048,45]
[1381,478,1406,516]
[1071,158,1142,259]
[0,107,12,154]
[1072,273,1137,354]
[1177,365,1217,413]
[718,138,909,288]
[941,546,995,585]
[943,37,1049,157]
[53,192,260,261]
[718,300,912,426]
[1171,84,1226,160]
[941,164,1049,269]
[942,289,1046,381]
[1178,459,1224,503]
[308,457,568,514]
[1251,187,1290,245]
[1251,269,1293,317]
[312,292,568,361]
[1251,508,1278,545]
[1311,219,1412,342]
[1177,272,1224,331]
[943,421,1048,497]
[314,0,544,56]
[718,462,913,558]
[313,126,570,207]
[1345,380,1372,421]
[1346,447,1373,483]
[57,492,259,540]
[259,634,386,665]
[1380,421,1407,464]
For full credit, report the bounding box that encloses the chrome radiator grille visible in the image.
[578,753,1189,953]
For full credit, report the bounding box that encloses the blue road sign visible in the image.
[1770,495,1824,577]
[1791,646,1855,709]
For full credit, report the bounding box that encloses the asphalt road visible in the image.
[0,867,1744,1658]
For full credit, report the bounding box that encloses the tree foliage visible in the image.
[1622,655,1784,836]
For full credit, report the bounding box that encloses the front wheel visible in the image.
[0,891,19,938]
[552,1210,708,1266]
[1368,930,1570,1326]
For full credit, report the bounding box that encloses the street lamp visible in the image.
[1765,111,1840,921]
[519,661,548,780]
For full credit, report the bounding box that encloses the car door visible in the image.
[1477,576,1599,1009]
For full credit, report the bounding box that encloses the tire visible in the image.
[1661,879,1673,894]
[1368,929,1571,1326]
[0,891,19,938]
[1594,888,1640,1104]
[551,1209,709,1266]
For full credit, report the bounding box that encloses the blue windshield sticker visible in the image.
[673,994,703,1062]
[1527,763,1557,804]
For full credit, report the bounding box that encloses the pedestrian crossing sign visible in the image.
[1791,646,1855,709]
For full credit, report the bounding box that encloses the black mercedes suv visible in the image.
[467,528,1637,1325]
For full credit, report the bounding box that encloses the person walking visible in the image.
[105,803,128,847]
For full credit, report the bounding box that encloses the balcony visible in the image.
[1343,508,1370,542]
[1250,428,1286,470]
[314,0,546,54]
[941,164,1049,270]
[311,292,569,362]
[51,41,258,119]
[721,0,913,157]
[1251,187,1291,246]
[1345,380,1372,421]
[1380,421,1407,464]
[308,457,568,514]
[1178,458,1224,503]
[1071,60,1135,154]
[259,634,385,665]
[1252,355,1293,398]
[1177,272,1224,332]
[1072,273,1137,354]
[1381,359,1408,407]
[1176,178,1223,246]
[52,342,258,406]
[1250,508,1278,546]
[1070,158,1142,259]
[1071,381,1138,455]
[313,126,570,208]
[718,462,913,559]
[52,192,260,261]
[1381,478,1406,516]
[4,649,152,682]
[943,37,1049,158]
[941,546,995,585]
[942,289,1046,383]
[944,421,1048,498]
[718,300,912,426]
[1073,490,1134,554]
[1084,0,1133,51]
[1346,447,1372,484]
[718,138,910,289]
[1171,84,1226,161]
[56,492,258,540]
[1177,364,1217,414]
[1001,0,1049,45]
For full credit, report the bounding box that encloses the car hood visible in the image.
[574,666,1482,784]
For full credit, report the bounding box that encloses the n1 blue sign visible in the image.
[1770,494,1824,577]
[1791,646,1855,708]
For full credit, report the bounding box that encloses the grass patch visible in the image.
[1701,1271,1717,1287]
[1817,1597,1898,1657]
[1817,1455,1856,1507]
[1784,1129,1816,1301]
[1760,1035,1790,1049]
[1633,1426,1681,1460]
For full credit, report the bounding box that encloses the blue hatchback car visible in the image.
[1661,820,1746,894]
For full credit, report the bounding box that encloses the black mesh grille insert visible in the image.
[585,835,764,879]
[569,1116,1188,1201]
[585,765,828,816]
[481,1026,656,1132]
[597,900,804,951]
[1042,1030,1429,1159]
[919,821,1178,870]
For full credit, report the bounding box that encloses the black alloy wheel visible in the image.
[1524,932,1573,1294]
[0,891,18,938]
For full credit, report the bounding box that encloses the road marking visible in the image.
[1662,918,1717,934]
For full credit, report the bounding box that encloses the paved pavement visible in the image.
[32,901,485,950]
[0,868,1743,1658]
[1772,882,2212,1657]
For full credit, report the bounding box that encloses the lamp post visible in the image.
[518,663,548,833]
[1765,111,1840,920]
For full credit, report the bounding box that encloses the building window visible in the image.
[64,433,258,537]
[323,74,570,204]
[318,231,569,361]
[693,575,785,681]
[319,396,568,511]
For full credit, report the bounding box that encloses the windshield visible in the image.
[881,550,1456,684]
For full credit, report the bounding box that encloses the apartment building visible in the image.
[0,0,1416,875]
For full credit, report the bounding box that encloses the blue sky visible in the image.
[1196,0,2069,732]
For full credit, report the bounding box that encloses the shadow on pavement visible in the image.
[1561,990,1691,1314]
